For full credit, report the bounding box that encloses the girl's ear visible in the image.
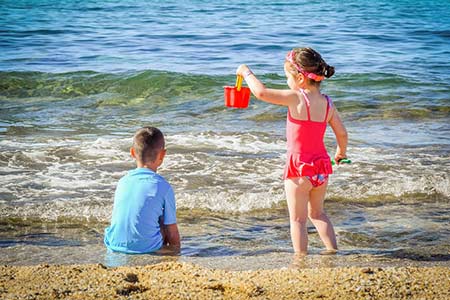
[297,73,305,85]
[130,147,136,158]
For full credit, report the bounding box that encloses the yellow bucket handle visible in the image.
[235,75,243,92]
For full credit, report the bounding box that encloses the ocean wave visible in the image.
[0,188,448,224]
[0,70,224,101]
[1,70,448,120]
[0,132,448,223]
[1,68,449,224]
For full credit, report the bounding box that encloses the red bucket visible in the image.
[224,75,250,108]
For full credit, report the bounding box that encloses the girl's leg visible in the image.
[284,177,312,254]
[308,181,337,251]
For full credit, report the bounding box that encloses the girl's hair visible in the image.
[133,127,165,163]
[286,47,335,85]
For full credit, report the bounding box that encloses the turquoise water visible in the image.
[0,0,449,268]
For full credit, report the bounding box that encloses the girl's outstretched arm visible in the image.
[328,107,348,163]
[236,64,298,107]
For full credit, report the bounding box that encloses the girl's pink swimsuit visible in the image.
[283,90,333,187]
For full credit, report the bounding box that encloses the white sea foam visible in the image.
[1,129,449,221]
[166,132,285,154]
[177,190,285,212]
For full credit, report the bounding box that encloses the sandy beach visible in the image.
[1,262,449,299]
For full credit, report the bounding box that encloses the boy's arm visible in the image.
[163,223,180,250]
[328,107,348,162]
[161,185,180,252]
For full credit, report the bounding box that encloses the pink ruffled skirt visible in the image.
[283,152,333,180]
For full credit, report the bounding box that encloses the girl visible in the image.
[236,47,348,255]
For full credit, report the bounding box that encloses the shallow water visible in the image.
[0,0,449,268]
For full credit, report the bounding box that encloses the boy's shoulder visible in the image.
[120,168,171,188]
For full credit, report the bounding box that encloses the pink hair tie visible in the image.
[285,50,325,82]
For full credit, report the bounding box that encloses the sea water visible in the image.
[0,0,449,269]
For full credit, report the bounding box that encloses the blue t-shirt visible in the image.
[104,168,177,254]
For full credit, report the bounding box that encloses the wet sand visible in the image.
[0,262,449,299]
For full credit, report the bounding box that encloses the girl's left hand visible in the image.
[334,153,348,165]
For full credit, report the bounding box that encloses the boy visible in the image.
[104,127,180,253]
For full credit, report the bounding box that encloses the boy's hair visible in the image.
[133,127,165,163]
[286,47,335,85]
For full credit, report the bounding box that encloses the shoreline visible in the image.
[1,262,449,299]
[3,243,449,271]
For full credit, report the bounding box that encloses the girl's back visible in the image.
[289,90,331,123]
[286,89,332,160]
